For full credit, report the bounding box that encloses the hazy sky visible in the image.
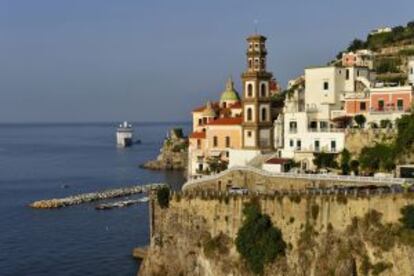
[1,0,413,122]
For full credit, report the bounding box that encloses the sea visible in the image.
[0,122,190,276]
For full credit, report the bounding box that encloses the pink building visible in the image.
[370,86,413,113]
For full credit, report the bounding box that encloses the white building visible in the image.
[408,56,414,86]
[277,66,371,171]
[370,27,392,35]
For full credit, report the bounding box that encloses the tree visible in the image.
[400,205,414,230]
[236,200,286,274]
[407,20,414,29]
[340,149,351,175]
[359,144,395,174]
[380,119,392,128]
[313,152,338,170]
[206,157,228,174]
[354,114,366,128]
[350,160,360,175]
[347,39,365,52]
[157,186,170,208]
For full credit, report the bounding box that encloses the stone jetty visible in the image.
[30,183,165,209]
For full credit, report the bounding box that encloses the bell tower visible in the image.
[241,34,273,150]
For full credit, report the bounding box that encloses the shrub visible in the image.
[340,149,351,175]
[313,152,338,169]
[157,186,170,208]
[235,200,286,274]
[380,119,392,128]
[203,232,230,259]
[311,204,320,220]
[350,160,360,175]
[400,205,414,230]
[354,114,366,128]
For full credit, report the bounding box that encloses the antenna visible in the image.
[253,19,259,34]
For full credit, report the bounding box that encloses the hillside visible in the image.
[336,20,414,84]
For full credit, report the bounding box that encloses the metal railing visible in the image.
[183,166,410,190]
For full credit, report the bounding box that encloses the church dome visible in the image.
[220,78,240,102]
[202,101,216,117]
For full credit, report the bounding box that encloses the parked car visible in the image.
[228,186,248,195]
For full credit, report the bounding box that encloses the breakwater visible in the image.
[30,183,165,209]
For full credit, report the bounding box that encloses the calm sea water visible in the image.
[0,122,189,276]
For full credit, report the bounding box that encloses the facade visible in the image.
[342,50,374,69]
[188,79,243,178]
[409,56,414,86]
[241,35,274,150]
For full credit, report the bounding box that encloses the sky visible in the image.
[1,0,413,123]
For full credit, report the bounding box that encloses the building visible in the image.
[370,27,392,35]
[408,56,414,86]
[188,78,243,178]
[342,49,374,69]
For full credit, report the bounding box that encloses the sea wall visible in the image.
[139,191,414,276]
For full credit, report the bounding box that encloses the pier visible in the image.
[30,183,165,209]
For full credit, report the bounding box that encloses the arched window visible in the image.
[261,108,267,121]
[248,59,252,69]
[260,83,266,97]
[225,136,230,147]
[247,108,253,121]
[247,84,253,97]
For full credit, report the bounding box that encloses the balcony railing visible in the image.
[307,128,345,133]
[370,107,408,113]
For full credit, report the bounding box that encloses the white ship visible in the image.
[116,121,134,147]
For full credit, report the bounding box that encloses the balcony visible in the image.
[307,127,345,133]
[289,128,298,134]
[370,106,408,114]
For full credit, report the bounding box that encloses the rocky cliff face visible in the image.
[139,192,414,276]
[141,129,188,171]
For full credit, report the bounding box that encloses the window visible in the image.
[320,121,328,130]
[314,140,320,152]
[289,139,294,147]
[225,136,230,147]
[247,131,252,137]
[289,121,297,133]
[213,136,218,147]
[198,118,202,126]
[197,139,201,149]
[222,102,227,108]
[357,69,360,77]
[331,140,336,152]
[397,99,404,111]
[296,139,301,150]
[248,59,252,69]
[360,102,366,111]
[378,100,384,111]
[261,108,267,121]
[346,69,350,80]
[411,67,413,74]
[247,108,253,121]
[203,117,207,124]
[260,83,266,97]
[323,81,329,90]
[247,84,253,97]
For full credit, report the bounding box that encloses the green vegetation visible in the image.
[203,232,230,259]
[357,112,414,173]
[400,205,414,230]
[380,119,392,128]
[340,149,351,175]
[157,186,170,208]
[235,200,286,275]
[359,144,395,173]
[311,204,319,220]
[350,160,360,175]
[206,156,228,174]
[354,114,366,128]
[374,57,401,74]
[313,152,338,170]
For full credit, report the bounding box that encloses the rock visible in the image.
[141,128,188,171]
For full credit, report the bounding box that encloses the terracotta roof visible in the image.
[229,102,242,109]
[189,131,206,139]
[207,117,243,126]
[192,102,220,113]
[265,158,291,165]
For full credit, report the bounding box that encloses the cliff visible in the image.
[141,128,188,171]
[139,191,414,276]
